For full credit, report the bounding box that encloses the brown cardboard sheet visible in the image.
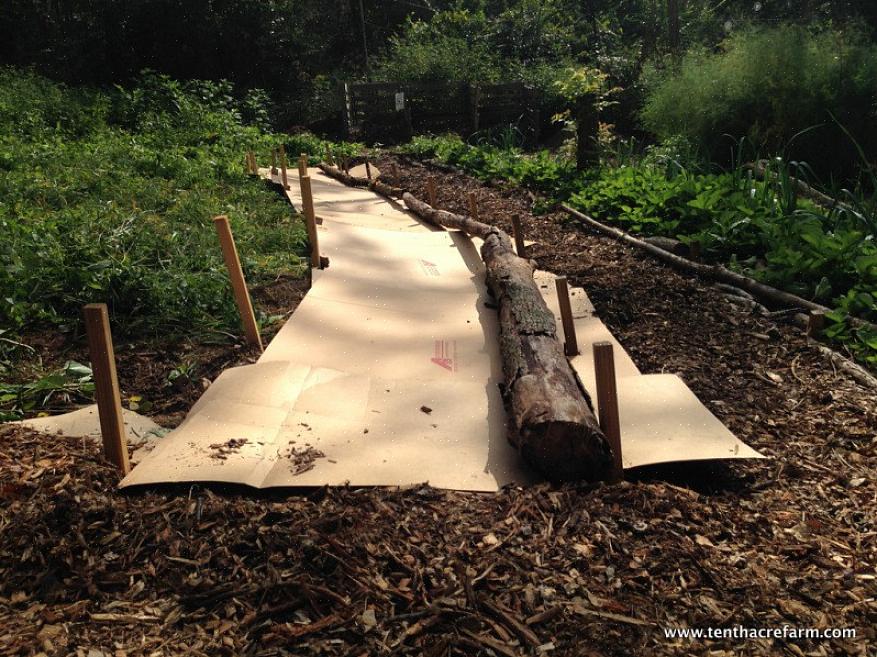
[121,167,762,491]
[17,405,165,464]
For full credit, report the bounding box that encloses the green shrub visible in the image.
[641,24,877,183]
[0,68,308,338]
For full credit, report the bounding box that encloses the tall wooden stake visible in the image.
[298,153,308,178]
[555,277,579,357]
[512,214,526,257]
[299,175,322,269]
[593,341,622,481]
[426,177,437,207]
[271,149,278,175]
[807,310,826,338]
[364,158,372,180]
[212,216,263,351]
[279,148,290,190]
[83,304,130,475]
[468,192,479,220]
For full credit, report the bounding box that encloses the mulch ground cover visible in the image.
[1,158,875,656]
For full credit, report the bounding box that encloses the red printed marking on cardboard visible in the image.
[419,260,441,277]
[431,340,457,372]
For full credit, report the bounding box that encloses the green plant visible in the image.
[641,24,877,184]
[0,361,94,421]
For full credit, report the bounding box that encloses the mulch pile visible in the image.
[1,158,875,656]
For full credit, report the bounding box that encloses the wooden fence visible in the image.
[342,81,539,144]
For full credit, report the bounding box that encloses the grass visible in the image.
[0,69,337,419]
[399,134,877,368]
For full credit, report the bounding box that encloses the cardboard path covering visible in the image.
[120,167,762,491]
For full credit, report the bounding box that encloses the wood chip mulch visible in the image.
[1,158,875,656]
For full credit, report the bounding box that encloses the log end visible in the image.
[517,420,614,482]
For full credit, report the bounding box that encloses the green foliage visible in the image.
[399,135,579,200]
[374,10,503,83]
[285,132,363,165]
[641,24,877,182]
[0,68,308,339]
[0,361,94,421]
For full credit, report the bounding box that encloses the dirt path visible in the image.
[0,160,874,656]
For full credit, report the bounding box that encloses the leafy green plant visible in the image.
[0,361,94,420]
[0,68,312,339]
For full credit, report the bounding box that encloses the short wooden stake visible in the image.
[468,192,479,220]
[364,158,372,180]
[512,214,526,257]
[593,341,623,482]
[325,147,335,166]
[426,177,437,207]
[279,148,290,190]
[807,310,825,338]
[298,153,308,178]
[343,157,350,174]
[299,175,322,269]
[212,216,263,351]
[270,149,278,175]
[555,277,579,357]
[83,303,130,475]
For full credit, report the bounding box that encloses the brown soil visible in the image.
[0,160,874,656]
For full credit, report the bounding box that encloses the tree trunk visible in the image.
[403,193,613,482]
[575,93,599,171]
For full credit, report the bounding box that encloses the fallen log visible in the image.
[403,192,613,482]
[317,163,404,198]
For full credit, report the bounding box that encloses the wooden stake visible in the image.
[298,153,308,178]
[299,175,322,269]
[555,277,579,357]
[364,158,372,180]
[512,214,526,257]
[468,191,479,220]
[82,303,130,475]
[325,147,335,166]
[426,177,437,207]
[270,149,278,175]
[390,163,399,180]
[807,310,826,338]
[279,148,290,190]
[212,216,263,351]
[593,341,622,481]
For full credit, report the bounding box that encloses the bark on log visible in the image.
[317,163,404,198]
[404,192,613,481]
